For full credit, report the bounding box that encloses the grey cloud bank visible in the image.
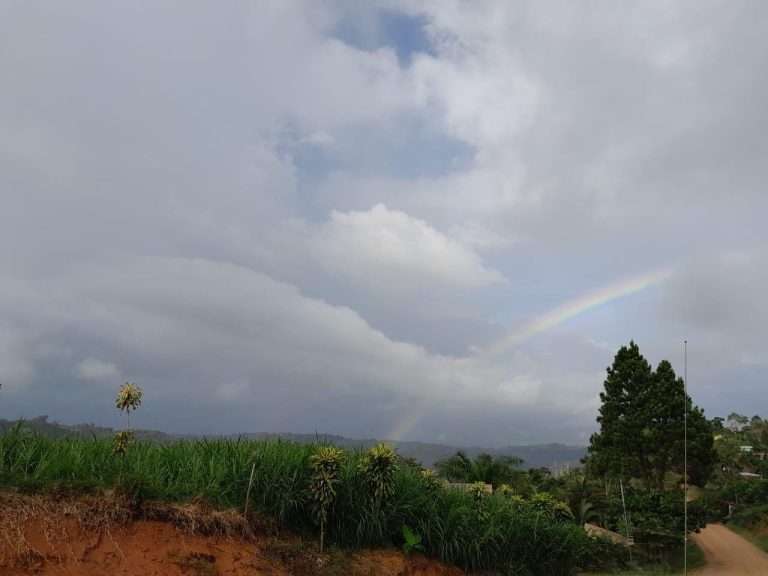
[1,1,767,445]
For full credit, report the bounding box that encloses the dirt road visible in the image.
[692,524,768,575]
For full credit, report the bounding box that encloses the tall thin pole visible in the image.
[619,478,632,563]
[684,340,688,576]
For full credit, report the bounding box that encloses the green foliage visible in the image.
[529,491,556,515]
[603,486,707,548]
[719,478,768,506]
[359,443,397,503]
[731,503,768,529]
[710,412,768,486]
[468,481,488,505]
[587,341,715,492]
[433,450,524,489]
[553,501,575,522]
[0,426,628,575]
[114,382,142,459]
[402,524,424,554]
[558,469,604,525]
[116,382,142,414]
[497,483,516,498]
[113,429,135,457]
[420,469,441,494]
[309,445,344,552]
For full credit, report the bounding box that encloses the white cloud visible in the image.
[299,131,336,147]
[2,1,768,442]
[75,358,120,381]
[311,204,505,289]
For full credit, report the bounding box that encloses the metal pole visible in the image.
[684,340,688,576]
[620,478,632,563]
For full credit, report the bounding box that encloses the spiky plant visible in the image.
[113,429,135,457]
[553,501,575,523]
[508,493,526,508]
[359,443,397,504]
[309,445,343,553]
[113,382,142,457]
[116,382,142,426]
[420,469,442,495]
[469,481,488,505]
[497,483,517,498]
[530,491,557,517]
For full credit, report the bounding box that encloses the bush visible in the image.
[732,504,768,528]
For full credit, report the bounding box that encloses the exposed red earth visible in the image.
[0,494,465,576]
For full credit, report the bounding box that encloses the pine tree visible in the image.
[588,342,714,492]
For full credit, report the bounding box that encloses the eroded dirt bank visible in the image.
[0,493,465,576]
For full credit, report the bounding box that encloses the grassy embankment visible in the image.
[0,424,626,576]
[583,538,705,575]
[727,503,768,553]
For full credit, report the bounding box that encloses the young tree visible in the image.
[309,445,343,553]
[587,342,714,492]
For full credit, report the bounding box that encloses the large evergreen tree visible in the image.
[588,341,715,492]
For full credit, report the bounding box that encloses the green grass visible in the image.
[727,504,768,554]
[581,538,706,575]
[0,424,627,576]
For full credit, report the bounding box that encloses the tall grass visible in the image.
[0,425,626,575]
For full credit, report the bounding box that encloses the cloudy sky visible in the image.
[1,0,767,446]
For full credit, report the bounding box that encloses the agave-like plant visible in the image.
[113,429,135,457]
[529,491,557,515]
[309,445,344,553]
[359,443,397,504]
[420,469,442,495]
[553,500,575,523]
[469,481,489,505]
[497,483,517,498]
[113,382,142,457]
[116,382,142,426]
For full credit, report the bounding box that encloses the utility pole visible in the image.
[684,340,688,576]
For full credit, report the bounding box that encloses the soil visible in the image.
[692,523,768,575]
[0,495,466,576]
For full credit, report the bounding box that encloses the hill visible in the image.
[0,416,587,470]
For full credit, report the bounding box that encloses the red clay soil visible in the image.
[0,497,466,576]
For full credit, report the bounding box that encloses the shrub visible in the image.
[309,446,343,552]
[359,443,397,503]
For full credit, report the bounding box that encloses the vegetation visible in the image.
[309,445,343,553]
[434,451,529,491]
[0,425,627,575]
[581,342,717,567]
[113,382,142,457]
[359,443,397,503]
[699,412,768,554]
[728,504,768,553]
[587,341,715,492]
[401,524,423,554]
[8,340,732,573]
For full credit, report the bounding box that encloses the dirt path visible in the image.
[692,524,768,575]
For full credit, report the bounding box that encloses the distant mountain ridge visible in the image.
[0,416,588,470]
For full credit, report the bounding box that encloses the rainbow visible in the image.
[477,267,673,360]
[386,267,673,442]
[388,396,434,444]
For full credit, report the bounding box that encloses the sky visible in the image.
[1,0,767,446]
